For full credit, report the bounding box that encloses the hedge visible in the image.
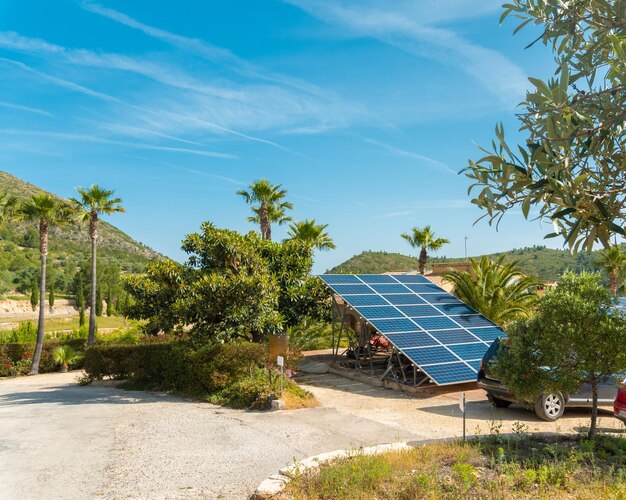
[85,341,265,385]
[0,339,87,376]
[83,341,310,409]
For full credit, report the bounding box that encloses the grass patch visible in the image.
[0,317,141,343]
[281,434,626,499]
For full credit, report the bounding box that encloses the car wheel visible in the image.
[487,393,512,408]
[534,392,565,421]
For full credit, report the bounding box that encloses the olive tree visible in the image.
[494,271,626,439]
[466,1,626,252]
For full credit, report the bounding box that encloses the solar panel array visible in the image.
[319,274,506,385]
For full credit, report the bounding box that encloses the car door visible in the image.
[597,375,622,407]
[568,381,591,407]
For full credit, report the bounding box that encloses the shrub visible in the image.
[0,338,86,376]
[83,340,311,409]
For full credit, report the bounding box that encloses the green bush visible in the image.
[83,340,309,409]
[0,338,87,376]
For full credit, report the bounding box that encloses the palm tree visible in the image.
[443,256,539,325]
[71,185,125,346]
[401,226,450,274]
[237,179,293,241]
[14,194,73,374]
[597,245,626,297]
[287,219,336,250]
[0,192,17,224]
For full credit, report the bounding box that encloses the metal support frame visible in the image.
[329,293,434,388]
[330,296,347,365]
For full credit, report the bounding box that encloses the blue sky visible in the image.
[0,0,558,272]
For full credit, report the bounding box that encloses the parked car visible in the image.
[614,385,626,425]
[477,338,624,421]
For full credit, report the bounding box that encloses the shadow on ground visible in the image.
[0,382,196,407]
[418,401,621,424]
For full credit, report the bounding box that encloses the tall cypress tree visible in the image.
[30,281,39,312]
[95,286,103,317]
[106,287,114,316]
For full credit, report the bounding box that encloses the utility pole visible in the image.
[464,236,468,261]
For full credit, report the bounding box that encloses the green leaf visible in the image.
[551,207,577,219]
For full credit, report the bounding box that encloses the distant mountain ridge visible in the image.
[0,170,160,294]
[328,246,601,282]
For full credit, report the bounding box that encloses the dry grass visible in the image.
[280,434,626,499]
[283,389,319,409]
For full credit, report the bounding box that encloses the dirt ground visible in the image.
[0,358,623,499]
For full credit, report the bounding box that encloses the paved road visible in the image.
[0,373,418,499]
[1,371,623,499]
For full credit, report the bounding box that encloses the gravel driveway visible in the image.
[1,370,623,499]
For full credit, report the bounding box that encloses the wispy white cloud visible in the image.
[286,0,528,105]
[0,100,52,116]
[377,199,470,218]
[0,57,121,103]
[78,1,352,101]
[0,30,356,159]
[0,31,242,100]
[0,128,237,159]
[362,137,457,174]
[0,56,317,159]
[121,155,246,185]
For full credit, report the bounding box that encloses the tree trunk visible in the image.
[260,202,271,241]
[589,377,599,439]
[88,215,98,347]
[251,330,264,343]
[610,270,618,297]
[29,220,48,375]
[418,247,428,275]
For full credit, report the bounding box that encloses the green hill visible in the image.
[328,251,421,275]
[329,246,602,282]
[0,170,160,295]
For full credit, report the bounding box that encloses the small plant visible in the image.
[512,421,528,437]
[7,353,32,376]
[489,419,503,443]
[53,345,84,372]
[76,373,93,386]
[452,462,478,488]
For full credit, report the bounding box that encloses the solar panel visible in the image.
[422,293,464,304]
[318,273,507,385]
[357,274,398,284]
[404,346,458,365]
[369,283,409,294]
[385,332,439,348]
[321,274,362,284]
[437,303,477,315]
[469,327,504,342]
[393,274,430,284]
[412,316,459,331]
[420,362,478,385]
[369,317,418,333]
[430,329,480,344]
[396,304,441,317]
[332,284,374,295]
[381,294,426,305]
[448,342,490,360]
[342,294,388,307]
[352,305,404,319]
[403,283,442,294]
